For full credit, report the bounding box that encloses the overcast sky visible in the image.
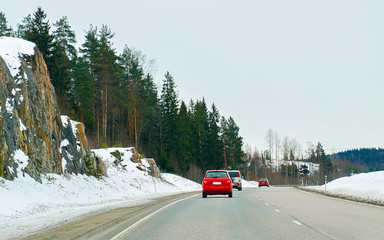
[2,1,384,153]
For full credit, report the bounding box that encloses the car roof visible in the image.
[226,170,240,172]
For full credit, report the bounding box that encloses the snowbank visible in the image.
[307,171,384,203]
[0,147,201,240]
[242,179,259,188]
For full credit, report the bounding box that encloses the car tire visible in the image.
[229,191,233,198]
[239,187,242,191]
[202,192,207,198]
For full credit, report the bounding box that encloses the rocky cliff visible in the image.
[0,37,104,182]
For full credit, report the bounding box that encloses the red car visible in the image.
[202,170,233,198]
[259,178,270,187]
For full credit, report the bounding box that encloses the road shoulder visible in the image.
[24,191,199,240]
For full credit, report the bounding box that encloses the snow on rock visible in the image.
[13,149,29,176]
[60,115,70,128]
[19,118,26,131]
[0,147,201,240]
[0,36,35,78]
[308,171,384,202]
[60,115,80,137]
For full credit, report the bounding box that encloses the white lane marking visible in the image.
[275,209,280,213]
[293,220,303,226]
[265,203,269,206]
[111,194,198,240]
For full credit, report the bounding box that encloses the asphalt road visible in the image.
[25,187,384,240]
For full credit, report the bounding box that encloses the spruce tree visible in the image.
[192,99,210,170]
[176,101,192,174]
[207,103,223,169]
[160,71,179,171]
[0,12,12,36]
[23,7,54,72]
[224,116,244,169]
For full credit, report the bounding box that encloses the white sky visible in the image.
[2,1,384,153]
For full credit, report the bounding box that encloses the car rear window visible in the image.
[228,172,240,178]
[260,178,267,181]
[206,172,228,178]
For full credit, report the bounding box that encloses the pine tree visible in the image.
[79,25,100,142]
[51,16,77,114]
[98,24,118,143]
[0,12,12,36]
[220,116,229,168]
[73,56,95,129]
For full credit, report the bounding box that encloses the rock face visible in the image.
[0,37,103,182]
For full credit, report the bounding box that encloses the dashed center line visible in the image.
[265,203,269,206]
[275,209,280,212]
[293,220,303,226]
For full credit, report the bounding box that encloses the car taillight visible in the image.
[227,180,231,184]
[203,180,207,185]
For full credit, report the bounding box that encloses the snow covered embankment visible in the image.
[0,147,201,240]
[305,171,384,206]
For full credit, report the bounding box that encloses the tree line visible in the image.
[243,129,364,185]
[0,8,244,180]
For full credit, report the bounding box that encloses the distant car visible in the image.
[259,178,270,187]
[227,170,242,191]
[202,170,233,198]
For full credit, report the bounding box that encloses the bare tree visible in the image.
[290,138,301,161]
[282,136,290,161]
[265,129,274,176]
[274,131,280,170]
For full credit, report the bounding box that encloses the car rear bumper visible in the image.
[203,185,232,194]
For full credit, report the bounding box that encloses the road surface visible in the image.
[25,187,384,240]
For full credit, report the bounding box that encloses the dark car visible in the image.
[259,178,270,187]
[202,170,233,198]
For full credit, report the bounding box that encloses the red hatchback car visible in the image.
[259,178,270,187]
[202,170,233,198]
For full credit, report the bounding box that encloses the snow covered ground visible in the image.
[0,148,201,240]
[307,171,384,204]
[2,147,383,240]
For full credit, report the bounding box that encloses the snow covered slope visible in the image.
[0,147,201,240]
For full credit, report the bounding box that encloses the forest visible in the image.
[329,148,384,173]
[0,8,244,181]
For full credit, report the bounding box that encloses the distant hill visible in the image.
[330,148,384,171]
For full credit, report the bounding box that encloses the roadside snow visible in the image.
[308,171,384,203]
[0,147,201,240]
[242,179,259,188]
[3,144,383,240]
